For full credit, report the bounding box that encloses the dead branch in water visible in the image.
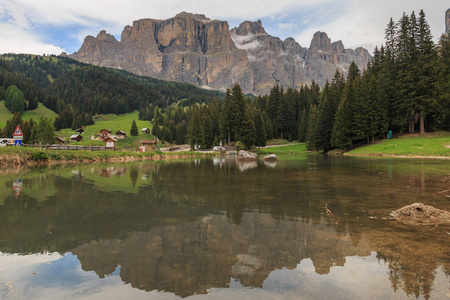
[324,204,339,224]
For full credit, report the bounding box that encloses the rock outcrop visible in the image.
[71,12,253,93]
[446,8,450,35]
[230,22,370,94]
[70,13,371,95]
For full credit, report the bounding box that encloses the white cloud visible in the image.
[294,0,449,52]
[0,0,448,55]
[278,23,297,31]
[0,23,64,55]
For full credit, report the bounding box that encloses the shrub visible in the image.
[30,151,49,161]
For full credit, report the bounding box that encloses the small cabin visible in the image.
[104,136,117,150]
[115,130,127,139]
[100,129,112,138]
[56,137,66,144]
[75,128,84,134]
[141,128,150,134]
[140,140,157,151]
[70,134,83,142]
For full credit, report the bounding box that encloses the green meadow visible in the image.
[59,111,154,148]
[257,143,309,154]
[346,132,450,157]
[0,101,58,129]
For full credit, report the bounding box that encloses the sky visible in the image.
[0,0,448,55]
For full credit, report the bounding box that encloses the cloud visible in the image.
[294,0,449,52]
[0,0,448,55]
[0,23,64,54]
[278,23,297,31]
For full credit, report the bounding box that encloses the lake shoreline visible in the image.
[343,152,450,159]
[0,147,218,167]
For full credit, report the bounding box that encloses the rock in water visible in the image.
[390,202,450,225]
[236,150,257,160]
[263,154,278,161]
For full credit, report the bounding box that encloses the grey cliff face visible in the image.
[70,13,371,95]
[71,12,253,93]
[446,9,450,34]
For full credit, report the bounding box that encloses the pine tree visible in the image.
[395,12,418,132]
[239,107,256,150]
[254,109,266,147]
[314,82,335,152]
[187,108,204,150]
[437,34,450,129]
[219,89,232,144]
[231,84,245,141]
[203,114,214,149]
[130,119,138,136]
[415,10,438,133]
[331,62,360,149]
[306,105,319,150]
[268,85,281,126]
[298,108,308,142]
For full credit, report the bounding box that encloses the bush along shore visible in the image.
[0,147,216,167]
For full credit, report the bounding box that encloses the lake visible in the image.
[0,155,449,299]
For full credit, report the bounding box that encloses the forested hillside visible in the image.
[0,54,224,129]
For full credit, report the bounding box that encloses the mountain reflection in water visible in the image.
[0,156,449,299]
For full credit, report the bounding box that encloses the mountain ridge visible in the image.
[70,12,371,95]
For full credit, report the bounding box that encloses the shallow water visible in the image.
[0,155,449,299]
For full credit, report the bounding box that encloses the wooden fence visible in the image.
[22,144,120,151]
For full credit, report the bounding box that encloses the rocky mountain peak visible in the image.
[310,31,331,51]
[230,20,267,36]
[70,12,371,95]
[331,40,345,53]
[96,30,118,43]
[446,8,450,34]
[175,12,211,22]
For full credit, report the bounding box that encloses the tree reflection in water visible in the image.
[0,156,448,299]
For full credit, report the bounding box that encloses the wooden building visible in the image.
[141,128,150,134]
[115,130,127,139]
[100,129,112,138]
[56,137,66,144]
[70,134,83,142]
[140,140,157,151]
[104,136,117,150]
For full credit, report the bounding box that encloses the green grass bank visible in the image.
[257,143,310,154]
[345,132,450,158]
[0,146,216,167]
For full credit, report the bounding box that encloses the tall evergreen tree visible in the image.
[437,34,450,129]
[415,9,438,133]
[130,119,138,136]
[239,107,256,149]
[298,108,308,142]
[306,105,319,150]
[254,109,266,147]
[331,62,360,149]
[187,108,204,150]
[314,82,335,152]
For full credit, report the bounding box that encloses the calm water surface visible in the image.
[0,155,449,299]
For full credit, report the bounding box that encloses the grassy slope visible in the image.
[0,100,58,128]
[59,111,154,148]
[346,132,450,157]
[258,143,309,154]
[0,101,13,128]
